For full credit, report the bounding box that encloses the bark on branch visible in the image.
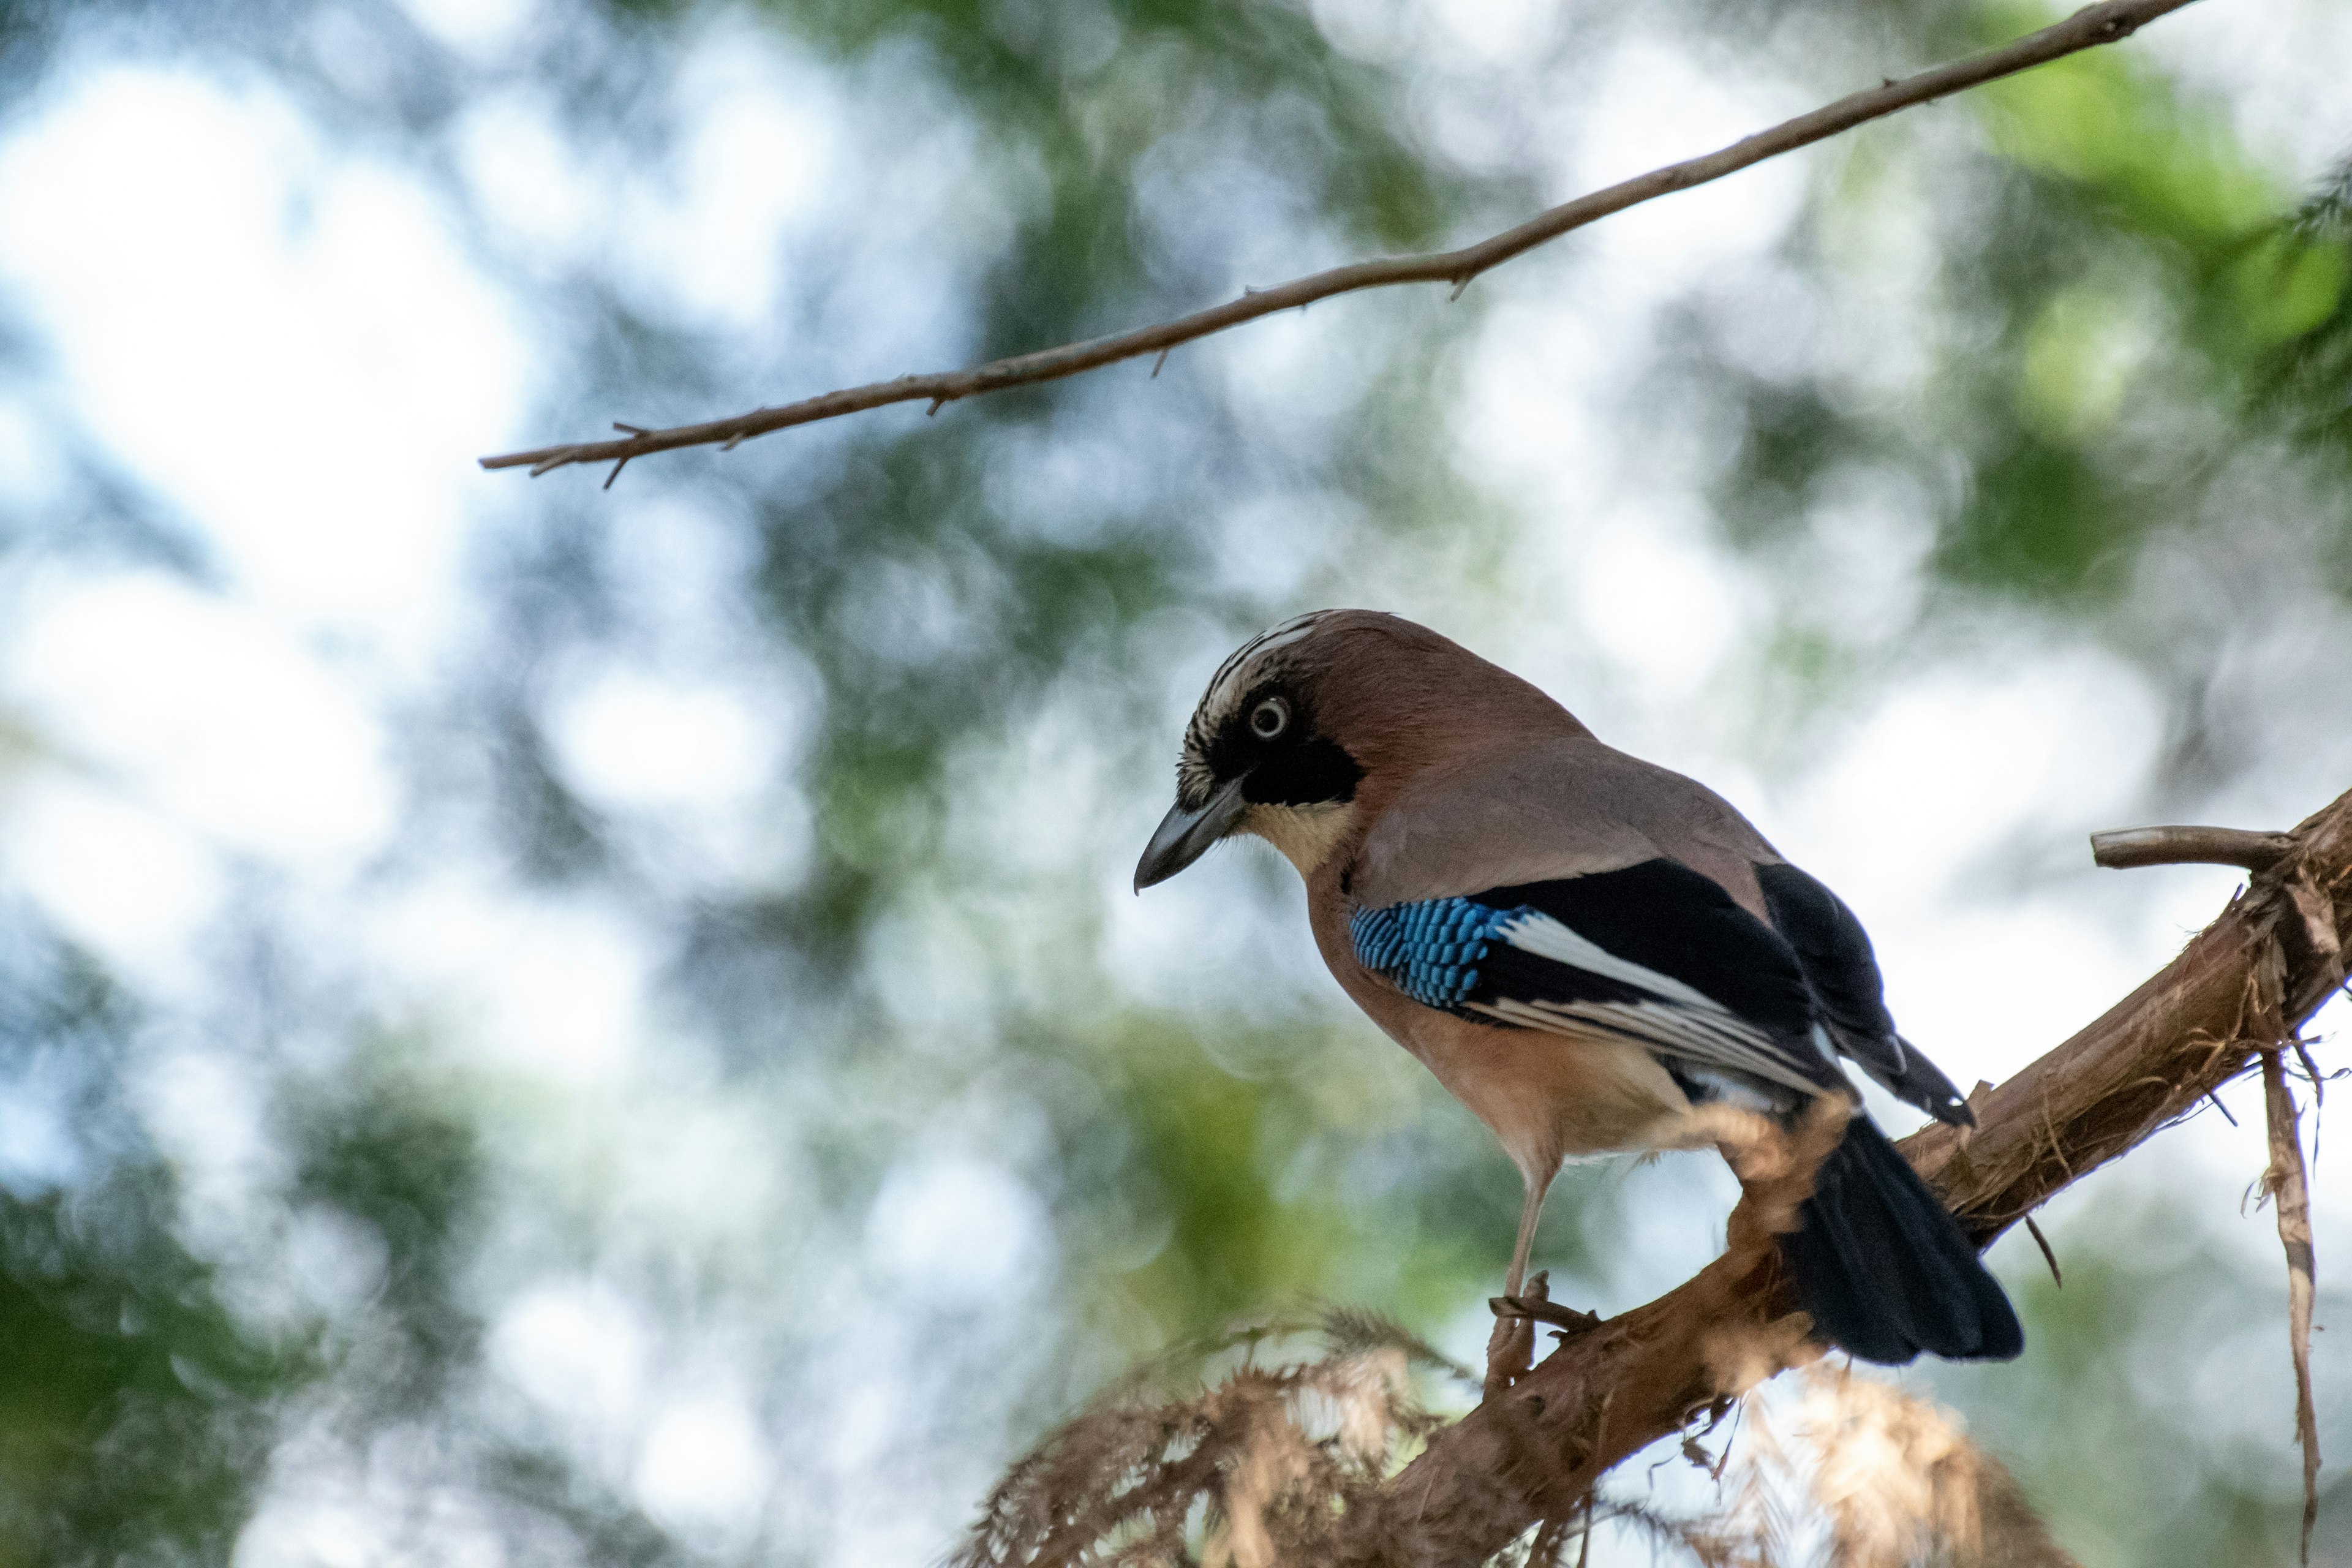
[1343,783,2352,1567]
[480,0,2203,483]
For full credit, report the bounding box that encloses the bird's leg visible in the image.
[1482,1180,1605,1397]
[1482,1179,1549,1395]
[1504,1177,1545,1301]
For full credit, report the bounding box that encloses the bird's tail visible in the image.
[1779,1114,2024,1363]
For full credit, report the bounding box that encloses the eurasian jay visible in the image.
[1133,609,2021,1377]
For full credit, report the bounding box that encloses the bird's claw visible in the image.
[1487,1268,1600,1333]
[1481,1270,1602,1396]
[1489,1294,1602,1333]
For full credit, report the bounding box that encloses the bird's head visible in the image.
[1132,608,1575,891]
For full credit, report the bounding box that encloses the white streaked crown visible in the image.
[1176,611,1335,803]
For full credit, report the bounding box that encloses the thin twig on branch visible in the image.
[480,0,2203,481]
[2091,823,2296,871]
[1332,780,2352,1567]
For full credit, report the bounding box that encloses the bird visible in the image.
[1132,608,2021,1383]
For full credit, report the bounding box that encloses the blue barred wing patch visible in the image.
[1348,897,1522,1009]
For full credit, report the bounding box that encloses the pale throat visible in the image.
[1242,799,1359,876]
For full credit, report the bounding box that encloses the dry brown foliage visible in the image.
[1666,1368,2078,1568]
[951,1311,1466,1568]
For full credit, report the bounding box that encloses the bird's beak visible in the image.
[1133,775,1250,892]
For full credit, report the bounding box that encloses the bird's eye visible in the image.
[1249,696,1289,740]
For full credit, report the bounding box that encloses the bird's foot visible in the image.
[1490,1295,1603,1333]
[1482,1271,1602,1398]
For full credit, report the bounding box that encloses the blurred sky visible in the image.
[2,0,2351,1562]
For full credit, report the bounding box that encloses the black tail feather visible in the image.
[1781,1115,2023,1363]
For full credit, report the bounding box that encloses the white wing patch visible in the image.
[1474,910,1832,1099]
[1493,910,1724,1014]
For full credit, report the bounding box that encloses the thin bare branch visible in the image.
[481,0,2203,479]
[2091,824,2297,872]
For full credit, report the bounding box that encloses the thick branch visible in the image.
[481,0,2201,480]
[1348,781,2352,1568]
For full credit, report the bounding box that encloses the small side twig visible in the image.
[2090,824,2296,872]
[2022,1214,2062,1288]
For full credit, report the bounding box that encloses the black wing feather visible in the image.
[1754,861,1972,1127]
[1482,861,1820,1038]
